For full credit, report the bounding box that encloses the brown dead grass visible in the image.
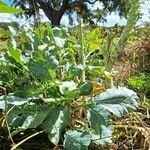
[113,38,150,82]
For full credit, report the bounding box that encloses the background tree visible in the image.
[12,0,131,26]
[0,22,19,30]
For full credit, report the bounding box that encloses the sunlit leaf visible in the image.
[59,81,76,94]
[7,39,25,65]
[8,26,16,36]
[0,1,23,14]
[29,104,51,128]
[88,87,139,144]
[0,96,28,110]
[94,87,139,111]
[64,130,91,150]
[8,105,36,128]
[89,125,113,144]
[86,28,100,42]
[42,107,70,145]
[54,37,65,48]
[79,82,93,96]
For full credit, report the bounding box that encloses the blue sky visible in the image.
[3,0,12,4]
[1,0,150,27]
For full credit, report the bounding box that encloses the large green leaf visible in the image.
[42,107,70,145]
[64,130,91,150]
[59,81,77,94]
[44,52,59,69]
[7,39,25,65]
[88,87,139,144]
[88,107,110,134]
[0,1,23,14]
[88,106,112,144]
[29,104,51,128]
[89,125,113,145]
[28,60,51,79]
[79,82,93,96]
[94,86,139,114]
[0,95,28,110]
[7,105,36,128]
[0,96,35,129]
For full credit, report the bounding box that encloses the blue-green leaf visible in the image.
[88,87,139,144]
[79,82,93,96]
[42,107,70,145]
[88,107,110,134]
[64,130,91,150]
[0,96,28,110]
[94,86,139,113]
[29,104,51,128]
[7,39,25,65]
[7,105,36,128]
[28,61,51,79]
[88,106,113,144]
[89,125,113,145]
[44,52,59,69]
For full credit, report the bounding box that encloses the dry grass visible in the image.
[113,38,150,82]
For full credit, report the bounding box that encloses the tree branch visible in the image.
[68,0,98,10]
[68,0,85,10]
[59,0,69,17]
[36,0,54,20]
[85,0,98,4]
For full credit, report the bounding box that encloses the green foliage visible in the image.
[94,87,138,116]
[0,1,141,148]
[42,107,70,145]
[0,95,28,109]
[29,104,51,128]
[0,1,23,14]
[128,74,150,92]
[103,0,140,71]
[64,130,91,150]
[12,0,131,26]
[0,22,19,30]
[79,82,93,96]
[7,39,25,65]
[88,87,139,144]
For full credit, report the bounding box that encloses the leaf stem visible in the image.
[79,18,85,82]
[3,87,14,145]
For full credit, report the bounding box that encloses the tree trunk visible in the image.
[45,9,62,26]
[37,0,69,26]
[51,15,61,26]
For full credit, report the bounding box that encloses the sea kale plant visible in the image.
[0,0,140,149]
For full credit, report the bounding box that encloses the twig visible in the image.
[10,131,44,150]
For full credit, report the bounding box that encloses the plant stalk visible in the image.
[79,18,85,82]
[11,131,44,150]
[3,87,14,145]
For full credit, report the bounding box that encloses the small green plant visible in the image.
[0,24,140,149]
[102,0,140,87]
[0,0,141,149]
[128,73,150,98]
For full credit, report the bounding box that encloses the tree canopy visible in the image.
[12,0,131,26]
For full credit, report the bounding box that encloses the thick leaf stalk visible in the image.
[79,19,86,82]
[105,0,140,72]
